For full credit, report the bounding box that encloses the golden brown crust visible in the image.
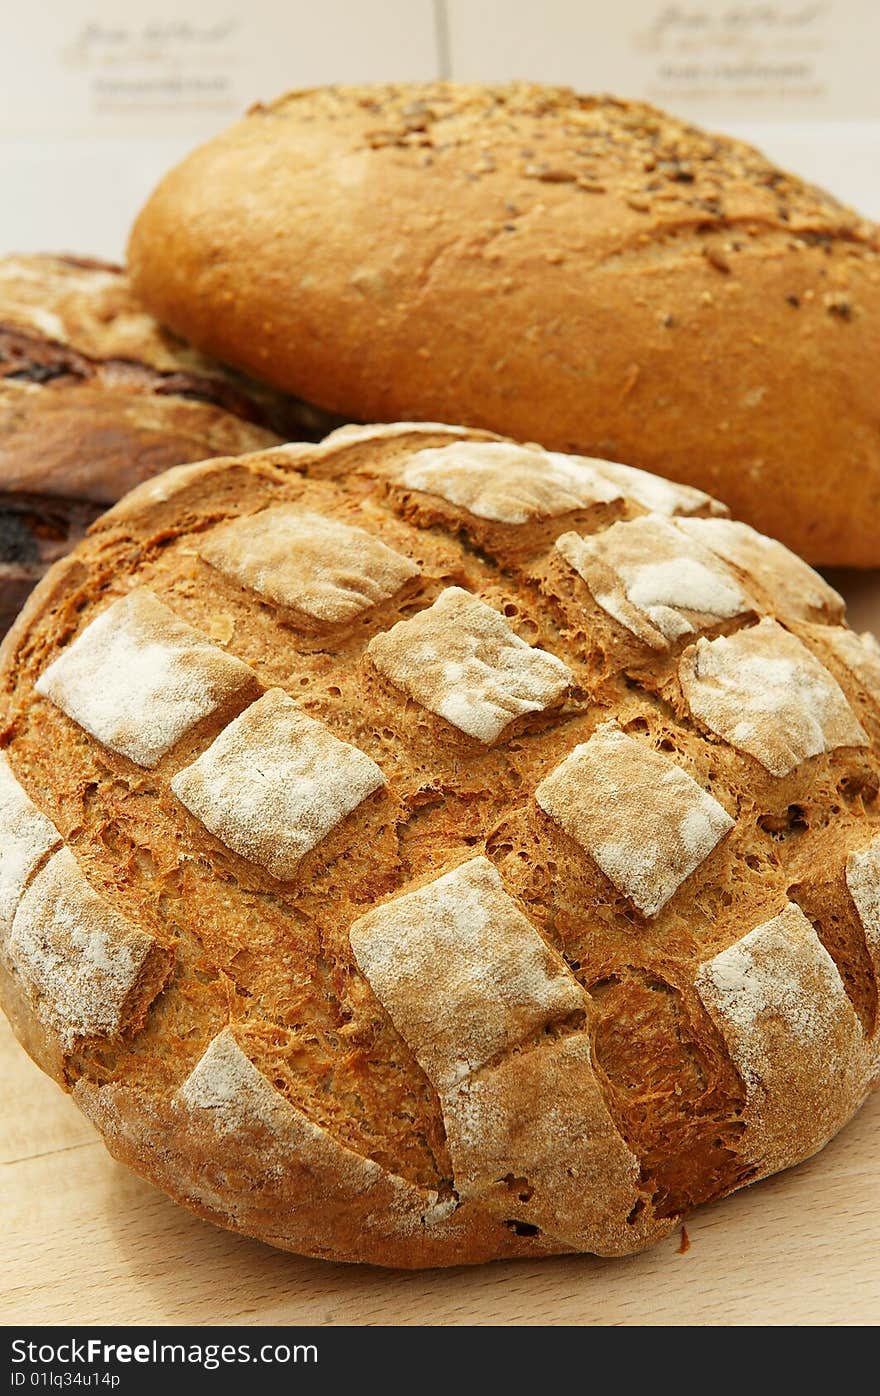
[129,83,880,565]
[1,422,878,1266]
[0,254,339,637]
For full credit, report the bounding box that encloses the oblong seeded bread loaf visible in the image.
[2,422,879,1267]
[0,253,337,636]
[127,82,880,566]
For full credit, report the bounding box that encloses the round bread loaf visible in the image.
[2,422,879,1267]
[0,254,336,636]
[127,82,880,567]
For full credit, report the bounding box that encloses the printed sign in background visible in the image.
[1,0,878,254]
[445,1,879,122]
[0,1,439,255]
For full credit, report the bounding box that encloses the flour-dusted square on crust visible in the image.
[200,505,420,623]
[398,441,622,523]
[178,1029,455,1230]
[349,856,587,1092]
[35,590,257,768]
[555,514,753,650]
[820,626,880,703]
[845,839,880,973]
[0,753,61,935]
[366,586,572,742]
[675,517,844,622]
[679,618,868,777]
[694,903,866,1166]
[587,457,726,518]
[171,688,386,880]
[695,904,856,1085]
[442,1033,642,1251]
[6,846,159,1048]
[535,721,734,916]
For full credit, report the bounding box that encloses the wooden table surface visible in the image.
[3,570,880,1329]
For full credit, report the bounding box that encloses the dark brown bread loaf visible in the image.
[0,254,336,635]
[128,82,880,566]
[1,423,878,1266]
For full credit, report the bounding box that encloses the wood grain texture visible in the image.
[1,1014,878,1327]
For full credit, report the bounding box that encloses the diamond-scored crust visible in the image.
[199,504,420,623]
[695,904,870,1172]
[0,752,61,936]
[399,441,622,523]
[675,517,845,625]
[585,456,725,519]
[819,626,880,705]
[367,585,572,742]
[351,858,662,1254]
[679,618,869,777]
[73,1034,567,1267]
[171,688,386,880]
[555,514,754,651]
[442,1035,652,1253]
[349,857,588,1091]
[5,847,169,1053]
[34,589,258,768]
[2,419,880,1269]
[846,839,880,999]
[535,721,735,916]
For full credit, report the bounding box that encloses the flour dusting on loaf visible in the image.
[35,589,258,767]
[675,517,844,623]
[400,441,622,523]
[555,515,752,650]
[820,627,880,705]
[6,847,164,1049]
[3,420,880,1268]
[367,586,572,742]
[0,753,61,935]
[679,619,869,776]
[171,688,386,879]
[695,903,868,1166]
[200,505,420,622]
[179,1028,456,1235]
[350,856,587,1091]
[535,721,734,916]
[846,839,880,977]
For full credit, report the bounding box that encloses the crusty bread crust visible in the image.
[0,254,339,637]
[1,422,879,1266]
[129,83,880,566]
